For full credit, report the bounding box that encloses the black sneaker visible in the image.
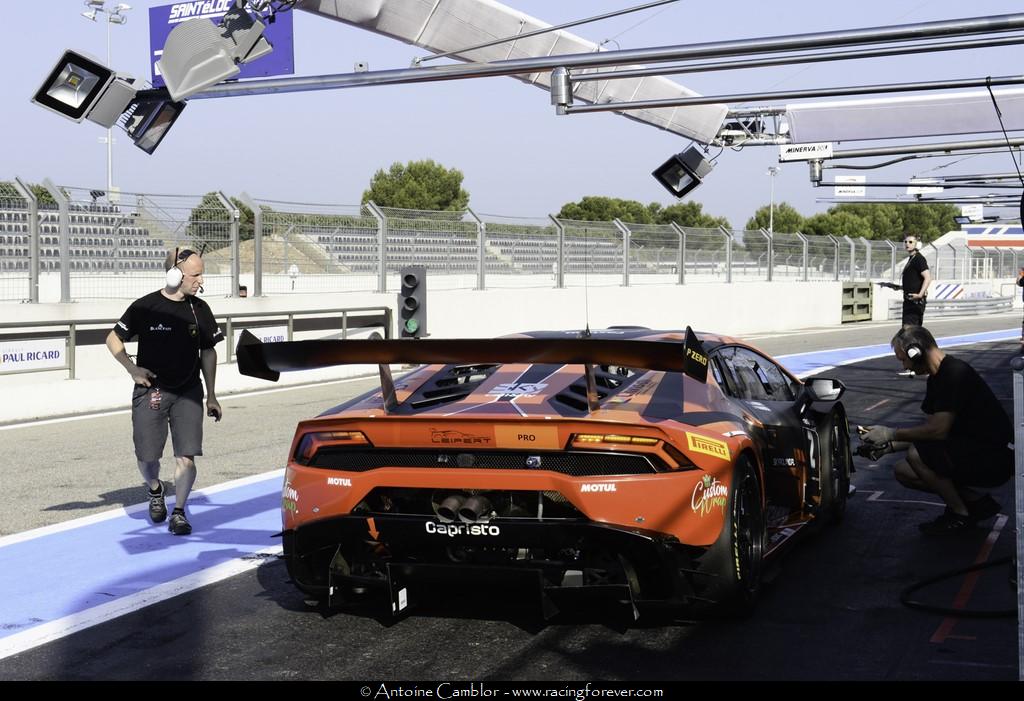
[918,511,972,535]
[148,483,167,523]
[168,509,192,536]
[965,495,1001,522]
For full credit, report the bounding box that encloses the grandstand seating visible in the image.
[0,201,166,272]
[303,227,626,275]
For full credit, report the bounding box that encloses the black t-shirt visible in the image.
[902,252,929,295]
[922,355,1012,449]
[113,290,224,390]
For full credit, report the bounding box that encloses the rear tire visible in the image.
[694,455,766,615]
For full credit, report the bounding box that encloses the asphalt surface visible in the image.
[0,315,1019,680]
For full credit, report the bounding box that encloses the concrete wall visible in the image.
[0,280,844,338]
[425,282,843,337]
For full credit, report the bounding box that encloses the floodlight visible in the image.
[120,88,186,154]
[652,145,714,198]
[157,6,272,102]
[31,50,136,125]
[81,10,97,20]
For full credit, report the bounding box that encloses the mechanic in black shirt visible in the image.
[105,249,224,536]
[899,235,931,328]
[862,326,1012,535]
[1017,267,1024,347]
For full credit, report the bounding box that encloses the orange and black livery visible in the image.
[238,325,852,619]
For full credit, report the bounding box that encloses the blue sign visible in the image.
[149,1,295,88]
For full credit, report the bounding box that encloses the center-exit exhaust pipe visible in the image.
[435,494,465,522]
[458,495,493,523]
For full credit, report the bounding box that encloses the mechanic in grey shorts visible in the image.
[105,248,224,535]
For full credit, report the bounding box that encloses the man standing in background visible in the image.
[899,235,931,329]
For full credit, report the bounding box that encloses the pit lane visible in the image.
[0,316,1018,680]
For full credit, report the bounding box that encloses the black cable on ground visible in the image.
[900,555,1016,618]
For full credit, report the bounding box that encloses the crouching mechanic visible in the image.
[105,248,224,535]
[862,326,1012,535]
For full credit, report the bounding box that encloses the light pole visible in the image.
[767,166,781,235]
[81,1,131,195]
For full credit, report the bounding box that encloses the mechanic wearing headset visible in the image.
[105,248,224,536]
[861,326,1012,535]
[1017,266,1024,347]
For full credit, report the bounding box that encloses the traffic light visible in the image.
[398,266,427,338]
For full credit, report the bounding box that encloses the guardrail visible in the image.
[0,306,392,379]
[887,295,1013,320]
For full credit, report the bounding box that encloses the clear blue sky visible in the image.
[3,1,1022,227]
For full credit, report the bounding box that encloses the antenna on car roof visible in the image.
[582,221,591,336]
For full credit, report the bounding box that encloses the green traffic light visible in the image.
[404,318,419,334]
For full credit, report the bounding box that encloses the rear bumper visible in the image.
[283,514,709,616]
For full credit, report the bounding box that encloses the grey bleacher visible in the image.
[307,228,624,275]
[0,202,166,272]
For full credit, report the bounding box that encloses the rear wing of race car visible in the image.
[236,327,709,413]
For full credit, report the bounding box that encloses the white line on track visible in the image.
[865,490,945,508]
[744,315,1019,340]
[0,544,282,661]
[864,398,891,413]
[0,469,284,548]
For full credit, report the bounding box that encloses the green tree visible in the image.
[0,182,58,207]
[898,202,959,242]
[28,184,58,207]
[829,203,901,240]
[817,202,957,242]
[655,201,730,230]
[361,159,469,211]
[801,210,874,239]
[744,202,804,233]
[557,196,658,224]
[186,192,267,251]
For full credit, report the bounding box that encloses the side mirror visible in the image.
[795,377,845,415]
[806,377,845,403]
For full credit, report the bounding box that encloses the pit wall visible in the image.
[2,280,844,338]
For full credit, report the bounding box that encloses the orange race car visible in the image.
[237,326,852,619]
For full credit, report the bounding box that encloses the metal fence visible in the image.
[477,211,557,290]
[0,181,1019,302]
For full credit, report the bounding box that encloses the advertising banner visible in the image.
[0,338,67,373]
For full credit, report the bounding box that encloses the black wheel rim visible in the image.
[831,421,850,511]
[733,471,763,589]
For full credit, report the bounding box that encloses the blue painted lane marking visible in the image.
[0,327,1017,653]
[0,474,281,643]
[776,328,1018,377]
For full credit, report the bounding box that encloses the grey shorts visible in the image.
[131,383,204,462]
